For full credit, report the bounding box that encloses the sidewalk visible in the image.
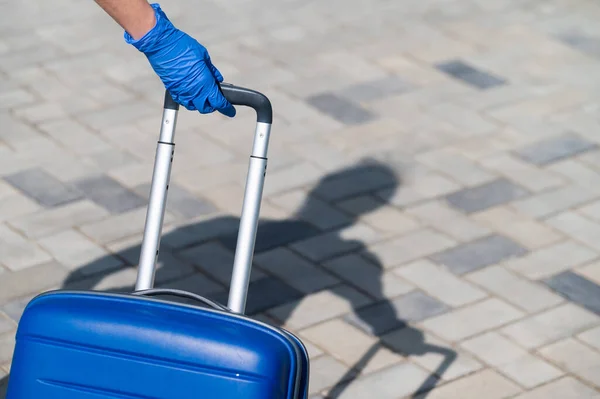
[2,0,600,397]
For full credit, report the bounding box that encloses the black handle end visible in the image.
[219,83,272,124]
[164,91,180,110]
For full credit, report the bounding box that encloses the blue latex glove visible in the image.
[124,3,235,117]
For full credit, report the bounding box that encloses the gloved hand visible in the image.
[124,3,235,117]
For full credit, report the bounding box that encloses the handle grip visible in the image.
[219,83,273,124]
[133,288,230,312]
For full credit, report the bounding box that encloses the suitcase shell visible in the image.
[5,84,310,398]
[8,291,309,399]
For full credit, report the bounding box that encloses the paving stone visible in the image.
[365,228,456,269]
[435,59,507,90]
[8,200,110,239]
[329,362,435,399]
[267,285,373,330]
[378,171,461,208]
[74,174,146,214]
[498,353,564,388]
[323,253,414,300]
[177,242,264,286]
[405,200,491,242]
[306,93,377,125]
[445,178,529,214]
[0,261,69,304]
[64,265,138,292]
[299,319,403,374]
[539,338,600,388]
[0,224,53,272]
[337,76,414,102]
[75,102,156,131]
[543,271,600,315]
[514,133,598,166]
[512,376,600,399]
[394,260,487,307]
[220,218,320,254]
[500,303,600,349]
[467,265,564,313]
[310,163,397,202]
[511,184,598,218]
[0,333,15,365]
[240,277,304,315]
[253,247,339,294]
[480,154,566,193]
[345,290,450,336]
[78,207,175,245]
[0,88,36,109]
[37,229,123,273]
[382,327,483,382]
[261,161,323,197]
[335,196,421,235]
[86,149,138,171]
[472,206,564,250]
[421,298,525,342]
[4,168,83,208]
[160,216,240,250]
[415,369,521,399]
[290,223,379,262]
[267,190,351,230]
[416,148,497,186]
[307,355,356,396]
[431,234,528,275]
[37,118,112,156]
[578,200,600,223]
[577,325,600,352]
[558,32,600,58]
[547,211,600,252]
[547,159,600,193]
[135,183,218,219]
[0,314,14,336]
[460,331,529,367]
[505,240,598,280]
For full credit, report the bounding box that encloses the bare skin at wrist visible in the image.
[95,0,156,40]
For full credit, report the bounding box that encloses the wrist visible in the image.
[124,3,177,53]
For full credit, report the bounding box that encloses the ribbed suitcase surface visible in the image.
[7,291,308,399]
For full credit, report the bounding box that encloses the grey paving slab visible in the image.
[4,168,83,208]
[135,183,218,219]
[74,174,146,214]
[253,247,340,294]
[435,60,507,90]
[337,76,415,103]
[544,271,600,316]
[445,178,530,214]
[344,290,450,336]
[306,93,377,125]
[558,32,600,58]
[323,253,414,300]
[514,133,598,166]
[431,234,529,275]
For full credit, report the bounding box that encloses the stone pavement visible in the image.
[3,0,600,397]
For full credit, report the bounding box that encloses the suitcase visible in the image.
[5,84,310,399]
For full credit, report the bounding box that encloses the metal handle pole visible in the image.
[135,92,179,291]
[227,121,272,314]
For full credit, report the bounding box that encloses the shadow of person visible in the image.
[3,159,456,399]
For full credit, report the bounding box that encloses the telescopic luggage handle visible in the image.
[135,83,273,315]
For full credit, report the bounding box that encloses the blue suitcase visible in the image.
[5,84,310,399]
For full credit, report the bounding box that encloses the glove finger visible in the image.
[218,104,236,118]
[206,81,236,118]
[191,97,216,114]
